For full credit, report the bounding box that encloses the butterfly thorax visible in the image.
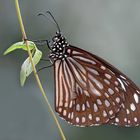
[49,32,69,60]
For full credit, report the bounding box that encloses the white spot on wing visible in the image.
[130,103,136,111]
[105,100,110,107]
[64,102,68,107]
[97,99,102,105]
[88,114,92,120]
[104,92,109,98]
[93,103,98,112]
[84,90,90,97]
[63,110,67,116]
[120,75,126,80]
[69,101,73,108]
[126,109,130,114]
[82,117,86,123]
[58,108,62,112]
[128,120,131,124]
[105,73,111,79]
[108,88,114,95]
[122,103,125,109]
[117,78,126,91]
[109,110,113,115]
[103,110,107,117]
[76,104,80,111]
[100,65,106,70]
[67,49,71,53]
[116,97,120,103]
[96,117,100,122]
[71,112,74,119]
[82,104,86,111]
[136,90,140,94]
[86,101,90,108]
[134,93,139,104]
[68,113,71,119]
[115,87,119,92]
[134,117,138,122]
[115,118,119,123]
[76,117,80,123]
[124,118,127,122]
[115,81,119,86]
[72,51,82,55]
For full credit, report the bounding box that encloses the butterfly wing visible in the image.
[79,48,140,127]
[54,46,140,127]
[108,76,140,126]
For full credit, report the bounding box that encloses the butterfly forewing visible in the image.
[54,45,140,127]
[78,47,140,127]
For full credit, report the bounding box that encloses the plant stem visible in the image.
[15,1,66,140]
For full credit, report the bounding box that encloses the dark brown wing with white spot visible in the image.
[54,46,137,127]
[109,77,140,127]
[74,47,140,127]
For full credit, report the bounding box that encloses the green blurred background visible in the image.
[1,0,140,140]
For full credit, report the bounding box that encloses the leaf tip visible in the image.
[3,50,8,55]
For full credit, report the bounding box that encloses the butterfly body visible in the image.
[49,32,69,61]
[46,30,140,127]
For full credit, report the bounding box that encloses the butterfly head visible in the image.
[38,11,69,60]
[49,31,69,60]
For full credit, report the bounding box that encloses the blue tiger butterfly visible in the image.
[38,11,140,127]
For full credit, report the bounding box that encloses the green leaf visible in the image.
[20,58,30,86]
[4,41,35,55]
[20,48,42,86]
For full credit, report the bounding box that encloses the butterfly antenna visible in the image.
[38,12,49,21]
[46,11,61,33]
[37,11,61,33]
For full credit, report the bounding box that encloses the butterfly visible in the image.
[38,11,140,127]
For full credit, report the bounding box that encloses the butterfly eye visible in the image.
[56,31,60,35]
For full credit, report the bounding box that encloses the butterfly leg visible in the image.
[40,58,50,61]
[37,64,54,73]
[23,38,47,46]
[33,39,47,44]
[38,58,54,72]
[46,40,52,50]
[34,40,52,51]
